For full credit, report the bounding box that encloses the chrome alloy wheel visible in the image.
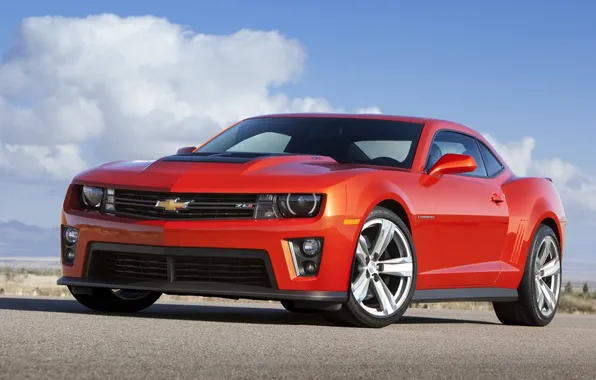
[534,235,561,317]
[350,217,414,317]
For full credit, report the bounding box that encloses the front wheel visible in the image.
[69,287,162,313]
[493,224,562,326]
[322,206,417,328]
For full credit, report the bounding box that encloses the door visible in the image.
[416,131,510,289]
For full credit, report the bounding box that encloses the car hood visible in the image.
[73,153,398,193]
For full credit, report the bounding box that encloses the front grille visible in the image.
[112,189,258,220]
[87,250,273,288]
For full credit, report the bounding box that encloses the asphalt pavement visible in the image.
[1,296,595,380]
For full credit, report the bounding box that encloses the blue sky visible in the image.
[0,0,594,274]
[1,0,593,167]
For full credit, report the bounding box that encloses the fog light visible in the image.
[64,227,79,245]
[303,261,317,275]
[301,239,321,257]
[288,237,323,277]
[64,249,75,262]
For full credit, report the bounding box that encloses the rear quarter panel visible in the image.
[497,176,566,287]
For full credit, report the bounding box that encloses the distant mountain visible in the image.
[0,220,59,258]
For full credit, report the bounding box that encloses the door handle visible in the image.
[491,194,505,204]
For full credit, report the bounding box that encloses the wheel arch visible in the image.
[345,176,416,233]
[358,188,415,237]
[518,208,565,272]
[342,169,420,231]
[528,211,563,255]
[346,190,415,264]
[376,199,412,232]
[539,216,561,250]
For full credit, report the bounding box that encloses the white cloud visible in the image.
[483,134,596,212]
[356,106,383,114]
[0,13,592,228]
[0,14,378,182]
[0,143,86,181]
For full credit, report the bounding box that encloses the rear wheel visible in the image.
[322,206,417,328]
[69,287,162,313]
[493,224,562,326]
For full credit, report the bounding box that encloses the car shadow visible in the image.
[0,297,499,327]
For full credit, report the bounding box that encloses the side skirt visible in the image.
[411,288,518,303]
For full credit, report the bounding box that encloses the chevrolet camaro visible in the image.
[57,113,566,328]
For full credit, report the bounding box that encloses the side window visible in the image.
[477,140,504,176]
[426,131,488,177]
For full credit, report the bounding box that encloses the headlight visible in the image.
[276,193,322,218]
[81,186,104,208]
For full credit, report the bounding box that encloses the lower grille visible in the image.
[99,252,168,281]
[87,249,274,288]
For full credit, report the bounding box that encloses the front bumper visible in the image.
[58,242,347,302]
[59,208,361,299]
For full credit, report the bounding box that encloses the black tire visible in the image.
[321,206,417,328]
[493,224,562,326]
[69,287,162,313]
[280,300,317,314]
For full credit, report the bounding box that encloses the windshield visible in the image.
[196,117,424,169]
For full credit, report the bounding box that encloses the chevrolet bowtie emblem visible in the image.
[155,198,190,212]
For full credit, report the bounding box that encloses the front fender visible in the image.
[343,172,416,228]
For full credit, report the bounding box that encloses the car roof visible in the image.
[248,112,429,124]
[245,112,479,137]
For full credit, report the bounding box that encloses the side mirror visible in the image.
[428,153,477,177]
[176,146,197,154]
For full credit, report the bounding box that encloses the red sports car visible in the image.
[58,113,566,328]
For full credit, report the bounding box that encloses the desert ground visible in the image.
[2,267,595,314]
